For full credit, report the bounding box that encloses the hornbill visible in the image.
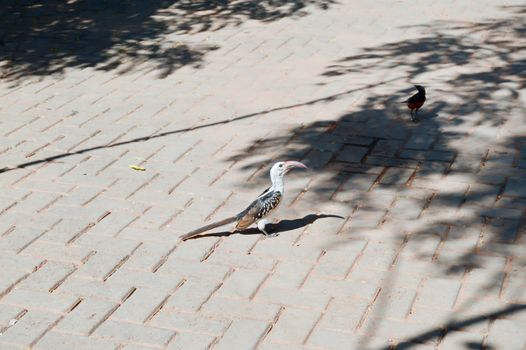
[402,85,426,122]
[180,161,308,240]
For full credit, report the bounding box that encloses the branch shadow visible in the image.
[0,0,334,82]
[0,77,399,174]
[391,304,526,350]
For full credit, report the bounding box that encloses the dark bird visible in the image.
[180,161,308,241]
[402,85,426,122]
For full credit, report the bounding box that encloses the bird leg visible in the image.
[411,109,419,123]
[258,219,279,238]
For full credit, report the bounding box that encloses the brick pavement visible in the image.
[1,1,525,349]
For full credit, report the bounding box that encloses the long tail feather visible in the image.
[180,216,238,241]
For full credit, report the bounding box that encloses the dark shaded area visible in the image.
[228,4,526,258]
[222,6,526,347]
[0,0,333,81]
[184,213,343,239]
[324,7,525,127]
[392,304,526,350]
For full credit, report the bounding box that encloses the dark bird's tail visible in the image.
[180,216,238,241]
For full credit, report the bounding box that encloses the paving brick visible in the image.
[343,208,387,233]
[318,297,370,332]
[94,320,174,347]
[251,240,323,262]
[56,276,133,302]
[156,257,230,281]
[0,304,26,327]
[54,297,117,336]
[438,330,484,349]
[165,332,216,350]
[21,241,92,263]
[0,253,45,274]
[336,145,368,163]
[484,217,522,243]
[0,225,49,253]
[306,328,359,349]
[1,288,80,314]
[312,245,363,279]
[361,316,439,346]
[264,260,314,289]
[302,276,378,301]
[405,134,435,150]
[75,243,141,280]
[164,277,222,312]
[413,278,462,310]
[213,318,268,350]
[118,226,180,244]
[256,286,331,311]
[110,286,169,323]
[111,242,171,272]
[213,268,267,299]
[16,260,75,292]
[378,167,414,187]
[169,237,223,263]
[204,248,276,271]
[504,179,526,197]
[388,197,426,220]
[356,190,397,209]
[486,319,526,350]
[202,297,281,321]
[371,286,417,320]
[352,241,399,271]
[371,140,404,158]
[0,269,36,299]
[407,304,452,328]
[11,191,62,214]
[440,225,481,253]
[0,310,61,349]
[81,211,140,238]
[258,342,311,350]
[333,174,378,203]
[108,268,185,292]
[149,310,228,335]
[41,215,102,245]
[266,307,320,345]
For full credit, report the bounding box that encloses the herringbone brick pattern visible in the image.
[1,0,525,349]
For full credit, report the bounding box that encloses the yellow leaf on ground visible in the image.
[129,165,146,171]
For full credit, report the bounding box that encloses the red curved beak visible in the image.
[284,161,308,173]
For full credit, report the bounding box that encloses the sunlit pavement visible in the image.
[0,1,525,349]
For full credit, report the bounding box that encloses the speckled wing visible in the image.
[235,190,282,230]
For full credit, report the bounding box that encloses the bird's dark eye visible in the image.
[279,164,283,168]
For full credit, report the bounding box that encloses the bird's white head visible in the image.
[269,161,308,191]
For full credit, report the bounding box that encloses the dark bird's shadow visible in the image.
[186,213,344,240]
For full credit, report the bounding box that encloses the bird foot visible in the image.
[262,231,280,238]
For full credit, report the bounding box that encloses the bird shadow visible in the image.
[185,213,344,240]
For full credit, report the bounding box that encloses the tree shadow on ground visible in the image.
[0,0,333,82]
[391,304,526,350]
[225,5,526,348]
